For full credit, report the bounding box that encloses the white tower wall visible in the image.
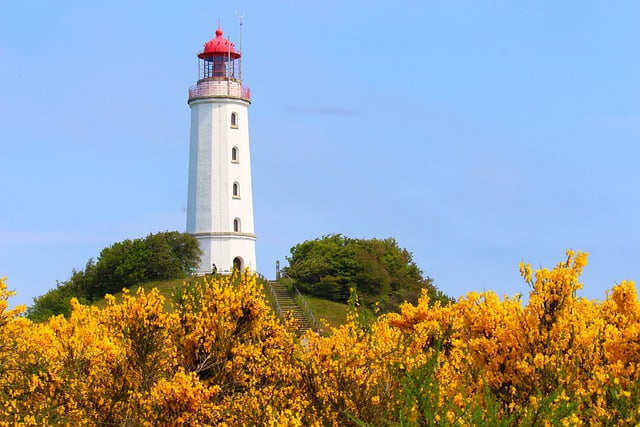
[187,81,256,274]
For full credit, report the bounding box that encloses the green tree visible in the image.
[285,234,451,312]
[145,231,202,279]
[27,231,202,320]
[25,260,95,321]
[89,231,202,299]
[25,283,75,322]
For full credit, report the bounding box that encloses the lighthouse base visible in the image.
[191,232,257,275]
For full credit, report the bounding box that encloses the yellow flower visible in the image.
[453,392,464,407]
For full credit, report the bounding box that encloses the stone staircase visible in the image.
[267,280,311,334]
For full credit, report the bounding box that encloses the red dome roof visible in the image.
[198,28,240,59]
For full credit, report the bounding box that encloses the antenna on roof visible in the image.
[236,11,245,81]
[235,11,244,53]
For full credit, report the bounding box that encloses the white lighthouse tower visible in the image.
[186,27,256,274]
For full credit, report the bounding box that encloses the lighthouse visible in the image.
[186,27,256,274]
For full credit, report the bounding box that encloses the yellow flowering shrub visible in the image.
[299,309,406,425]
[171,271,308,425]
[1,252,640,425]
[139,368,219,426]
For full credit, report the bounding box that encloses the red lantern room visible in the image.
[189,27,250,101]
[198,28,241,81]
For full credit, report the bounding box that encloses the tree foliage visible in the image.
[284,234,451,311]
[26,231,201,321]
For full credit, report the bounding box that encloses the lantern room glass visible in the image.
[199,56,239,81]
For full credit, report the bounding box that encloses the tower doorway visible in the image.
[233,257,243,271]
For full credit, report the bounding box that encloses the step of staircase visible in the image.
[267,280,311,334]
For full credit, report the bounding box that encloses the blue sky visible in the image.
[1,1,639,308]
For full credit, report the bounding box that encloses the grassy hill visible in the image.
[90,275,349,332]
[294,293,349,334]
[90,277,188,312]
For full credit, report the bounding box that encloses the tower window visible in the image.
[231,112,238,128]
[232,182,240,198]
[231,146,239,163]
[233,218,241,232]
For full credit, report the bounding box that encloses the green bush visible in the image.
[285,234,451,311]
[26,231,201,320]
